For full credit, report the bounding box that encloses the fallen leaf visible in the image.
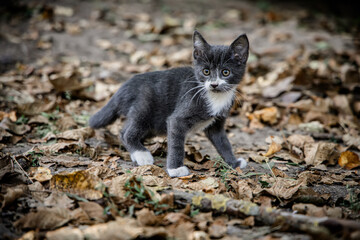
[131,165,169,178]
[293,203,342,218]
[250,107,279,125]
[15,207,71,230]
[0,118,31,135]
[39,155,92,168]
[1,185,28,209]
[0,111,17,122]
[44,192,74,209]
[30,142,84,155]
[81,217,167,240]
[208,219,227,238]
[263,138,282,157]
[50,170,103,200]
[264,178,305,200]
[186,177,219,192]
[136,208,159,226]
[29,167,52,182]
[18,95,57,115]
[0,153,13,180]
[338,151,360,169]
[237,179,253,201]
[287,134,315,149]
[55,115,78,131]
[79,202,107,223]
[46,227,83,240]
[105,174,128,198]
[304,142,339,166]
[44,127,94,141]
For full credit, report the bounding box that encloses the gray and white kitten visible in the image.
[89,30,249,177]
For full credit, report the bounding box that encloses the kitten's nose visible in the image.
[210,83,219,89]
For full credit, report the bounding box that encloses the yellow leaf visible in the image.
[50,170,103,200]
[263,139,282,157]
[338,151,360,170]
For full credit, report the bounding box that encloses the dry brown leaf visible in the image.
[135,208,159,226]
[75,82,121,101]
[30,142,83,155]
[338,151,360,170]
[252,107,279,125]
[287,134,315,149]
[105,174,128,198]
[29,167,52,182]
[44,192,74,209]
[44,127,94,141]
[56,115,78,131]
[304,142,339,166]
[18,95,57,115]
[263,138,282,157]
[79,202,107,223]
[48,67,93,92]
[185,177,219,192]
[264,178,305,200]
[208,219,227,238]
[39,155,92,168]
[1,185,28,209]
[293,203,342,218]
[0,118,31,135]
[131,165,169,178]
[0,153,13,180]
[28,181,48,202]
[81,217,167,240]
[237,179,253,201]
[50,170,103,200]
[15,207,71,230]
[271,167,288,178]
[46,227,83,240]
[0,111,17,122]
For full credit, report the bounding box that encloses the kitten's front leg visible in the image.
[205,119,247,169]
[166,116,191,177]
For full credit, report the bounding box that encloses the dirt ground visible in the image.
[1,0,360,239]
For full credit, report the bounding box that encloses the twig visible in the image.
[11,156,34,184]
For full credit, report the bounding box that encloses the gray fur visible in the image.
[89,30,249,177]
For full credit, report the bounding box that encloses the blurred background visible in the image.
[1,1,360,239]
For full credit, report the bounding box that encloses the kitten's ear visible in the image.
[230,34,249,65]
[193,30,210,60]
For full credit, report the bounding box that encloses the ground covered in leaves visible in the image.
[1,0,360,239]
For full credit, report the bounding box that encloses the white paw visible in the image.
[237,157,247,168]
[167,166,190,178]
[130,151,154,165]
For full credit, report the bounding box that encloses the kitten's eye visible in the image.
[202,68,210,76]
[222,69,230,77]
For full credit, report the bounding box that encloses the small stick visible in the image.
[11,156,34,184]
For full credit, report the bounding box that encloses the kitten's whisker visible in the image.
[190,87,205,103]
[181,85,203,100]
[197,88,207,106]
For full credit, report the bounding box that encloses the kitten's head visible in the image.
[192,30,249,93]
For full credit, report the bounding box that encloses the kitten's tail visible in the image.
[89,88,130,129]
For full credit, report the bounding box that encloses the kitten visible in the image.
[89,30,249,177]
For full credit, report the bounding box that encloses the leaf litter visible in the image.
[1,0,360,239]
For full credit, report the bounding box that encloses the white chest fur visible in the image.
[206,90,234,116]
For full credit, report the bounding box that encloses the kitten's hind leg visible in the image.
[120,122,154,166]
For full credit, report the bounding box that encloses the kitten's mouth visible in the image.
[209,88,224,93]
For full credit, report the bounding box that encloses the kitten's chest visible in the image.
[190,118,215,134]
[206,91,235,116]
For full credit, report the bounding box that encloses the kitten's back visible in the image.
[89,67,194,129]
